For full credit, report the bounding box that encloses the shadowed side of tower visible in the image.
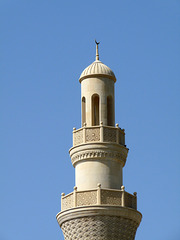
[56,42,142,240]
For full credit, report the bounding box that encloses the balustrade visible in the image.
[61,185,137,211]
[73,123,125,147]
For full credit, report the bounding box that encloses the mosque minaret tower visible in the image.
[56,42,142,240]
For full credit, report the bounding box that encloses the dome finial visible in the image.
[95,39,100,61]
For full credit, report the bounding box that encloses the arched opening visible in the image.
[107,96,113,126]
[82,97,86,126]
[92,94,99,126]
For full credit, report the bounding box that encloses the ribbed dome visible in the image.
[79,60,116,82]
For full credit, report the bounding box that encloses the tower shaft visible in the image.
[56,43,142,240]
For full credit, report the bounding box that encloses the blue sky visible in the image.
[1,1,180,239]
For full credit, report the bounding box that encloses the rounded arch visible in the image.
[92,94,99,126]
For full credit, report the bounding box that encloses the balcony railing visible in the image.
[73,123,125,147]
[61,185,137,211]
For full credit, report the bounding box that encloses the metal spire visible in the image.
[95,39,100,60]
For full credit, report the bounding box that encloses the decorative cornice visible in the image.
[71,149,127,166]
[56,205,142,227]
[69,142,128,167]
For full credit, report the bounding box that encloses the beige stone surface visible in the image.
[72,125,125,147]
[81,76,115,126]
[60,186,137,211]
[57,44,142,239]
[75,160,122,190]
[79,60,116,83]
[57,205,142,240]
[69,142,128,190]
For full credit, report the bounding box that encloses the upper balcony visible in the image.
[72,123,126,147]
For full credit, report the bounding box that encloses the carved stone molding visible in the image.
[70,148,127,166]
[103,127,117,143]
[73,125,125,146]
[86,128,100,142]
[61,215,138,240]
[56,205,142,232]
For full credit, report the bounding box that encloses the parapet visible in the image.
[61,185,137,212]
[72,123,126,147]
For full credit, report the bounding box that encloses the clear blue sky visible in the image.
[1,1,180,240]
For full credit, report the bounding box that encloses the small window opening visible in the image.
[92,94,99,126]
[82,97,86,126]
[107,96,113,126]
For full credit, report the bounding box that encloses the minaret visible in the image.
[56,42,142,240]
